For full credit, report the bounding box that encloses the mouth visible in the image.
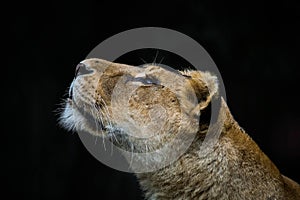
[63,95,107,135]
[68,80,75,100]
[63,70,109,136]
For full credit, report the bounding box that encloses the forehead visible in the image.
[99,65,183,86]
[81,59,184,80]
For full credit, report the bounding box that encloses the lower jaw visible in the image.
[72,104,106,136]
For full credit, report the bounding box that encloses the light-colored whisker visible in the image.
[90,106,100,137]
[153,50,159,65]
[101,99,113,126]
[159,56,165,65]
[140,57,147,64]
[128,142,134,170]
[112,132,120,144]
[145,142,149,167]
[110,138,114,156]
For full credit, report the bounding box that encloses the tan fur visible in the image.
[60,58,300,200]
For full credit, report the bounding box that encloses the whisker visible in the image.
[91,102,108,150]
[88,104,100,137]
[128,142,134,170]
[94,135,98,145]
[140,57,147,64]
[95,96,121,146]
[101,99,114,130]
[159,56,165,65]
[102,135,107,151]
[153,50,159,65]
[145,142,149,167]
[110,139,114,156]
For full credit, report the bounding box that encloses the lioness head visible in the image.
[60,58,218,154]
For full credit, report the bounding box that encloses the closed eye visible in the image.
[134,77,159,85]
[182,74,191,78]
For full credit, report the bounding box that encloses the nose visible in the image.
[75,63,85,77]
[79,59,121,74]
[75,62,92,77]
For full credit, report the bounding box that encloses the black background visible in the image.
[5,1,300,199]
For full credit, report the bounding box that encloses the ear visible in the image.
[181,70,219,115]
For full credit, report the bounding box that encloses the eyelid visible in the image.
[144,78,157,84]
[134,77,158,85]
[132,72,160,85]
[135,72,146,78]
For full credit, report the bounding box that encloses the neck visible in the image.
[136,99,284,199]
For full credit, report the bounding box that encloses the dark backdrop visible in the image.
[5,1,300,199]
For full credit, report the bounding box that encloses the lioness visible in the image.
[60,58,300,199]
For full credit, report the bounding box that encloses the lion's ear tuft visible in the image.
[201,71,219,101]
[181,70,219,115]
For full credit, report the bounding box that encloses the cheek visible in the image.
[95,74,123,105]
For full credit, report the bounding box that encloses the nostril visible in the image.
[75,63,85,77]
[75,63,93,77]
